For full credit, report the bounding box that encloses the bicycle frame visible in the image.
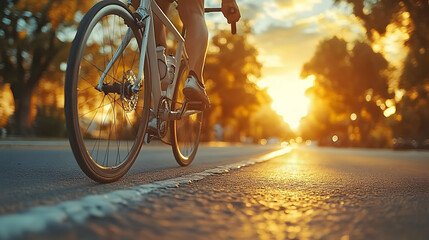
[97,0,189,115]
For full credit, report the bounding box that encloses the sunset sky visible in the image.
[206,0,366,130]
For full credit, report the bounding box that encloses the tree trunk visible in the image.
[10,83,36,136]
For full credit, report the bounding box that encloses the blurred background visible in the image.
[0,0,428,149]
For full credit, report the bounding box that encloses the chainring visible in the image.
[157,96,171,138]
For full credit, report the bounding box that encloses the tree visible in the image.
[335,0,429,141]
[300,36,392,146]
[0,0,92,135]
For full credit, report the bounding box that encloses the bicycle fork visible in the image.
[95,5,151,94]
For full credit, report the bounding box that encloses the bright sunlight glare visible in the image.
[259,75,314,130]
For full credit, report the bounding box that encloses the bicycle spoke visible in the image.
[103,96,115,167]
[82,57,121,83]
[79,100,114,119]
[77,92,104,109]
[81,94,107,138]
[108,94,122,166]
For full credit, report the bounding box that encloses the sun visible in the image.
[259,75,314,131]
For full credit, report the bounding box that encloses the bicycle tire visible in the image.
[170,61,203,166]
[65,0,151,183]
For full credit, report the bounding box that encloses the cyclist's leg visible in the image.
[154,0,172,48]
[178,0,208,83]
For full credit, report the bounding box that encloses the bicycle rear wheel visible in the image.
[170,62,203,166]
[65,0,150,182]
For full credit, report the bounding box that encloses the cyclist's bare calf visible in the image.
[177,0,207,83]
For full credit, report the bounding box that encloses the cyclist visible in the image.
[131,0,241,107]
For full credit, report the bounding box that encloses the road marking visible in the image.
[0,147,290,239]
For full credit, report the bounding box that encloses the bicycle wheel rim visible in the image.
[171,62,202,166]
[65,2,150,182]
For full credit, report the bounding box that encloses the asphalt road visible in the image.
[0,140,281,215]
[1,142,429,239]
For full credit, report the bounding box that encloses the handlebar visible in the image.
[204,8,237,35]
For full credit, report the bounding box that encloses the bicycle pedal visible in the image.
[144,133,152,144]
[186,101,205,111]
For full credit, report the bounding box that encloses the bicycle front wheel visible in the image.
[170,62,203,166]
[65,0,150,182]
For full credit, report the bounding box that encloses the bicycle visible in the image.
[65,0,237,183]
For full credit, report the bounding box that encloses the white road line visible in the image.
[0,147,290,239]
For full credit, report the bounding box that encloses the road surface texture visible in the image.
[1,142,429,239]
[0,140,280,215]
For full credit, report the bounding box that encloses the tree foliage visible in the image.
[0,0,92,135]
[300,36,392,146]
[335,0,429,141]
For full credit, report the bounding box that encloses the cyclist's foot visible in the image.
[183,71,211,108]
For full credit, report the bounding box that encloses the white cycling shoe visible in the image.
[183,71,211,108]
